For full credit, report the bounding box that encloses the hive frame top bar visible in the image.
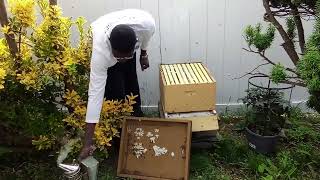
[160,62,215,85]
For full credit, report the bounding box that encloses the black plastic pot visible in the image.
[245,127,279,154]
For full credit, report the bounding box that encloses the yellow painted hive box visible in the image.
[159,62,216,113]
[163,110,219,132]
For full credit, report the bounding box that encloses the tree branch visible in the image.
[20,41,33,48]
[49,0,57,5]
[291,4,305,54]
[18,27,22,53]
[271,9,315,18]
[243,47,297,74]
[233,62,270,80]
[280,79,306,87]
[263,0,300,65]
[235,72,269,80]
[300,5,316,17]
[0,0,18,58]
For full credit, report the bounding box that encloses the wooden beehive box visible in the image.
[164,111,218,132]
[159,102,219,132]
[117,117,192,180]
[160,62,216,113]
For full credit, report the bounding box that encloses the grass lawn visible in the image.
[1,108,320,180]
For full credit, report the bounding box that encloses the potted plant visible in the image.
[241,76,292,154]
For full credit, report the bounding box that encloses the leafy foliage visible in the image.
[246,151,268,173]
[212,108,320,179]
[244,23,276,52]
[257,151,298,180]
[286,17,296,40]
[0,0,136,157]
[190,150,232,180]
[298,8,320,112]
[1,108,320,179]
[212,134,249,164]
[241,87,290,136]
[269,0,317,9]
[242,0,317,94]
[242,0,320,114]
[284,108,320,169]
[271,63,287,84]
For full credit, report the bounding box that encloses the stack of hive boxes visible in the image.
[159,62,219,133]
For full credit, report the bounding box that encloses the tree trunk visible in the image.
[0,0,18,58]
[263,0,300,65]
[291,5,305,54]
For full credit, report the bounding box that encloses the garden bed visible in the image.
[1,108,320,180]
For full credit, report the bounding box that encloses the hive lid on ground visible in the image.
[117,116,192,180]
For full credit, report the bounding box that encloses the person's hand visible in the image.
[140,54,149,71]
[78,123,97,161]
[78,144,96,161]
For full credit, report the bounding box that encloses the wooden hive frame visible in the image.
[160,62,214,86]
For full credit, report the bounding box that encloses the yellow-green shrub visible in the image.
[0,0,136,156]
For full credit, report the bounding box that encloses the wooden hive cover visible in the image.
[117,117,192,180]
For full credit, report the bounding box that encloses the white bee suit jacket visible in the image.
[85,9,156,123]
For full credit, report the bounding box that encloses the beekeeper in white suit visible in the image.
[79,9,156,160]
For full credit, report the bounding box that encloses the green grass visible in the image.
[1,108,320,180]
[0,150,63,180]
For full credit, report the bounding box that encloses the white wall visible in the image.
[58,0,314,110]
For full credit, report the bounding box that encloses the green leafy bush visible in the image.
[271,64,287,84]
[298,45,320,112]
[244,23,276,52]
[241,87,290,136]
